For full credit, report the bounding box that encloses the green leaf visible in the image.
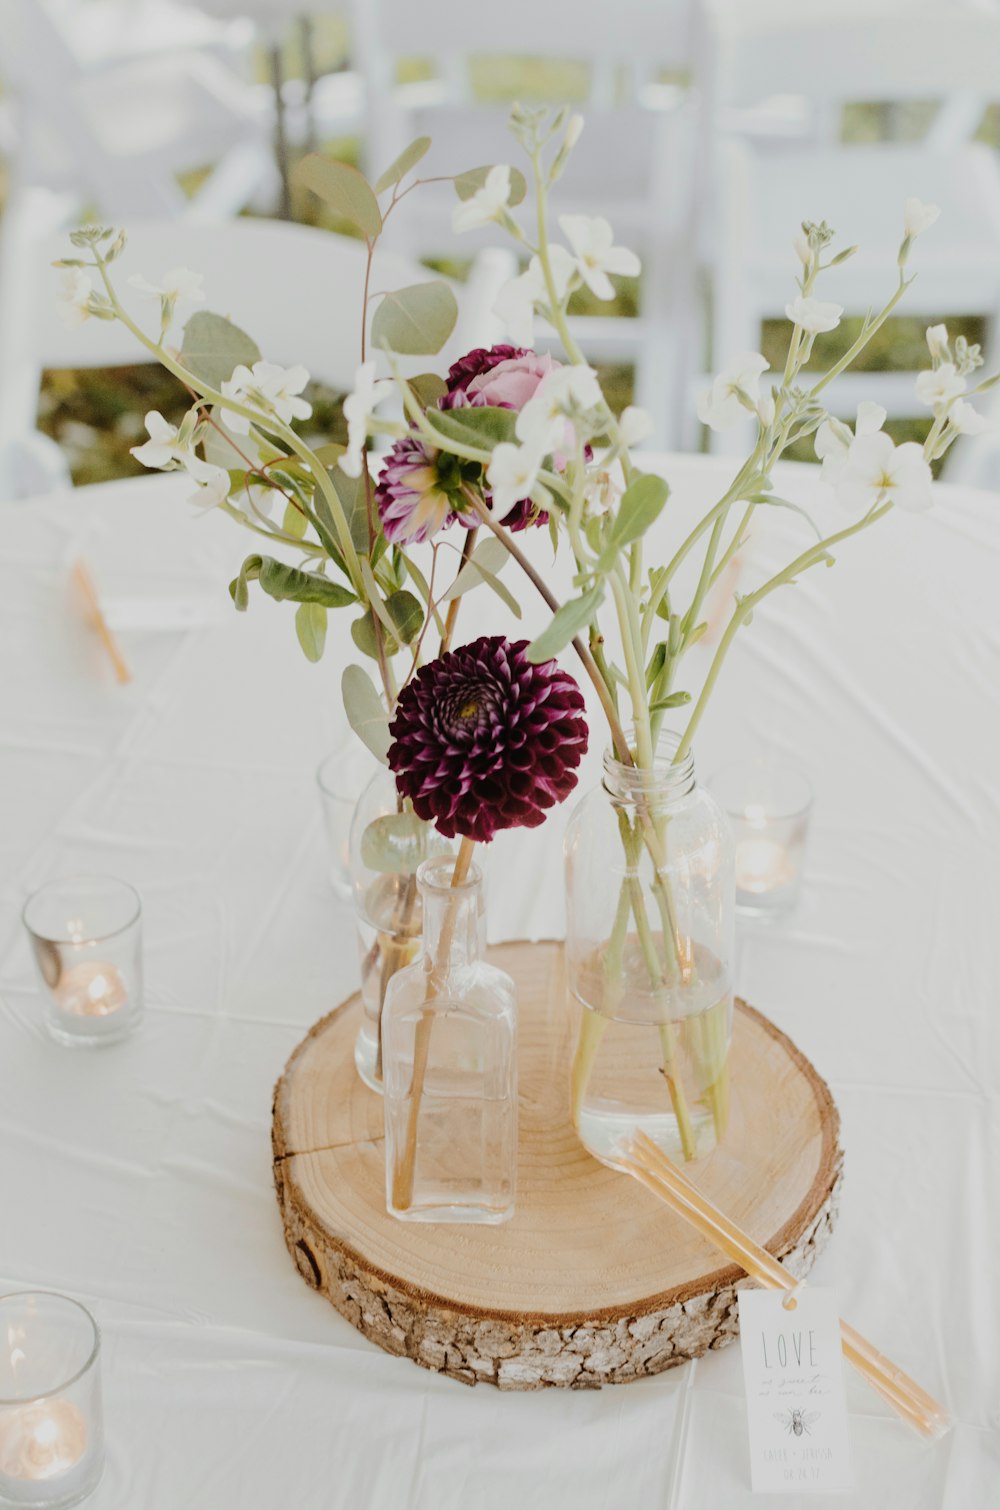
[228,555,357,609]
[282,500,309,539]
[371,280,458,356]
[649,691,691,712]
[454,164,527,207]
[374,136,432,194]
[328,466,375,553]
[605,473,669,554]
[295,601,327,661]
[645,642,666,690]
[407,373,448,410]
[526,584,604,663]
[428,405,518,450]
[351,608,399,660]
[342,665,391,764]
[180,311,261,390]
[385,589,424,644]
[360,811,451,874]
[750,493,825,542]
[294,154,382,238]
[441,536,521,618]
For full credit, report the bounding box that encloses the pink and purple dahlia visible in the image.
[387,635,588,843]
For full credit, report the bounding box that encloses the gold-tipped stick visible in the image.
[71,560,131,684]
[620,1131,950,1440]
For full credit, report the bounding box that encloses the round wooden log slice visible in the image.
[273,940,842,1390]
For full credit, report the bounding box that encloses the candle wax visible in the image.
[0,1399,87,1482]
[53,959,127,1016]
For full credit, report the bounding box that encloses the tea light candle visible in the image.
[52,960,128,1018]
[22,876,143,1047]
[709,762,813,919]
[0,1398,88,1482]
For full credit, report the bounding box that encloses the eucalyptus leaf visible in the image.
[385,589,424,644]
[408,373,448,410]
[351,608,399,660]
[342,664,391,764]
[328,466,375,552]
[282,500,309,539]
[454,164,527,207]
[294,155,382,238]
[526,584,604,663]
[295,601,327,661]
[374,136,432,194]
[429,405,518,450]
[180,312,261,389]
[605,473,669,553]
[229,555,357,609]
[441,537,520,617]
[360,811,451,874]
[371,280,458,356]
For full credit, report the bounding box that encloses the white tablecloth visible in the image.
[1,455,997,1508]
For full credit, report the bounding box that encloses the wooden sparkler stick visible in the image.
[620,1131,950,1440]
[71,560,131,684]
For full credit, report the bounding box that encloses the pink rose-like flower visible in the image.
[466,352,560,410]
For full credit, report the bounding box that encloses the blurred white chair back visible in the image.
[701,0,1000,453]
[0,0,275,222]
[350,0,705,449]
[0,216,511,499]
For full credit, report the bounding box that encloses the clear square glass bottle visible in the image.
[382,855,517,1224]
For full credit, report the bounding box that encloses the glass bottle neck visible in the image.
[602,732,696,811]
[417,856,485,970]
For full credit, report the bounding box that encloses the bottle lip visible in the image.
[602,730,696,801]
[416,854,483,894]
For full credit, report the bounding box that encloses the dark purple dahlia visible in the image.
[387,636,589,843]
[445,344,532,393]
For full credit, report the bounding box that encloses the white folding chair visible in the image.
[0,0,276,223]
[0,216,511,498]
[700,0,1000,453]
[349,0,705,449]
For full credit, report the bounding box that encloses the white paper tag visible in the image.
[738,1287,853,1494]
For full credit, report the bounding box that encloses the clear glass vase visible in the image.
[381,855,517,1224]
[349,769,456,1093]
[564,734,734,1168]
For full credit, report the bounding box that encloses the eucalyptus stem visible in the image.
[675,499,894,761]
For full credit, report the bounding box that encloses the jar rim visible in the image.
[602,730,695,801]
[416,854,483,893]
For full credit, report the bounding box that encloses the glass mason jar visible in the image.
[564,734,734,1168]
[382,855,517,1224]
[349,769,456,1093]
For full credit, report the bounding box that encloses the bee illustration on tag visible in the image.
[775,1407,820,1437]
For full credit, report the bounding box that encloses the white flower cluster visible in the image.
[131,411,229,509]
[491,213,641,346]
[815,403,932,513]
[221,361,312,436]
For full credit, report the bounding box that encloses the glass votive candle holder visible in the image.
[317,741,377,902]
[22,877,143,1047]
[709,760,813,919]
[0,1292,104,1508]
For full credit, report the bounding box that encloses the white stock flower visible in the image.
[340,361,394,478]
[516,365,603,451]
[814,401,886,481]
[756,391,776,428]
[948,398,991,436]
[696,352,769,432]
[222,361,312,436]
[785,295,843,334]
[131,410,229,505]
[486,442,543,514]
[834,431,932,514]
[582,466,622,518]
[234,483,278,520]
[558,214,640,301]
[492,248,575,347]
[915,362,966,410]
[452,165,512,233]
[128,267,205,304]
[188,466,231,510]
[793,233,812,266]
[903,198,941,238]
[618,405,653,447]
[58,268,96,326]
[925,324,950,363]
